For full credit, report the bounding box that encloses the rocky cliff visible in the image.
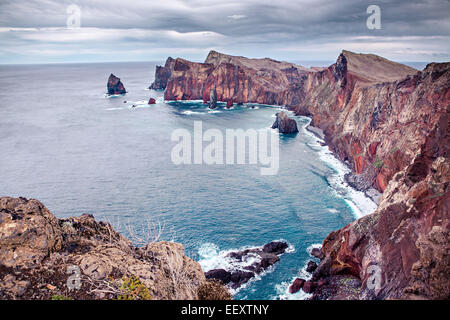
[154,50,447,194]
[153,50,449,299]
[151,50,314,104]
[0,197,230,300]
[149,57,175,90]
[107,74,126,95]
[310,114,448,299]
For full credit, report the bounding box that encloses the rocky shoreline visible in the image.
[205,241,289,290]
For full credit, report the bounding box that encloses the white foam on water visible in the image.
[198,241,295,295]
[182,110,205,115]
[105,107,126,111]
[299,116,377,218]
[104,93,126,99]
[274,243,322,300]
[306,243,322,254]
[274,261,313,300]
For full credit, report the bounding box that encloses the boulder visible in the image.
[310,248,324,260]
[148,98,156,104]
[302,280,315,293]
[204,269,232,284]
[226,99,233,108]
[107,74,126,95]
[306,260,318,273]
[271,112,298,134]
[230,271,253,288]
[259,253,280,269]
[289,278,305,294]
[262,241,288,255]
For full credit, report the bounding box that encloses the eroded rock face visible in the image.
[150,57,175,90]
[107,74,126,95]
[161,51,313,105]
[290,54,447,193]
[271,111,299,134]
[0,197,218,300]
[310,117,449,300]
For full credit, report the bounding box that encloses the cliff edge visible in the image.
[0,197,230,300]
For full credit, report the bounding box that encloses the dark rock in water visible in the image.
[148,98,156,104]
[123,101,127,103]
[226,99,233,108]
[260,253,280,269]
[210,240,290,290]
[302,280,315,293]
[262,241,288,255]
[227,249,257,261]
[209,85,217,109]
[149,57,175,90]
[310,247,324,260]
[107,73,126,95]
[205,269,232,284]
[271,111,298,134]
[306,260,318,273]
[230,271,253,288]
[289,278,305,294]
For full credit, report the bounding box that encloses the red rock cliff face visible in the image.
[161,50,314,105]
[153,51,449,299]
[290,52,447,194]
[314,107,449,299]
[149,57,175,90]
[157,50,446,194]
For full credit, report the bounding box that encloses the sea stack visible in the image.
[272,111,299,134]
[107,74,126,95]
[209,85,217,109]
[149,57,175,90]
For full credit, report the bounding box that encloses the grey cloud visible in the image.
[0,0,448,63]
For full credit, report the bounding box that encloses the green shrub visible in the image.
[373,156,384,169]
[116,276,152,300]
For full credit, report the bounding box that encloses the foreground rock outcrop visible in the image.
[107,74,126,95]
[0,197,230,300]
[272,111,299,134]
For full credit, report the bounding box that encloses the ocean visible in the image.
[0,62,376,299]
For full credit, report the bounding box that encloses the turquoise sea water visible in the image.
[0,62,376,299]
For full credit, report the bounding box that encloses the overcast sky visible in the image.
[0,0,449,64]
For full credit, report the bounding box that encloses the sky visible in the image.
[0,0,449,64]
